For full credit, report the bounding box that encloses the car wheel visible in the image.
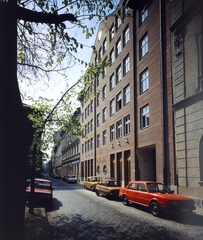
[123,196,129,206]
[96,190,99,196]
[150,201,160,217]
[90,186,94,191]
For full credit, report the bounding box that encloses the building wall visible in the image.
[80,0,135,187]
[171,0,203,204]
[135,0,174,186]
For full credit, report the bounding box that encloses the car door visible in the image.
[125,183,137,202]
[135,183,149,206]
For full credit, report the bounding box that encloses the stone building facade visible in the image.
[170,0,203,204]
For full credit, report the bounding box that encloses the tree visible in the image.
[0,0,119,239]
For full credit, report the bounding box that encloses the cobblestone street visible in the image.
[40,178,203,240]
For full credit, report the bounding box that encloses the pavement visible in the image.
[23,205,203,240]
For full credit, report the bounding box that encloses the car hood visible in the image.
[107,186,122,191]
[152,193,193,201]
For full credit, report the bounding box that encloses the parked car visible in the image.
[62,175,67,181]
[84,176,101,191]
[119,181,196,217]
[66,175,77,183]
[26,178,54,204]
[52,173,61,179]
[95,179,122,199]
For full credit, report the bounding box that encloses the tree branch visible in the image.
[16,5,77,23]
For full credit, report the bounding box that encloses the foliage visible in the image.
[17,0,119,96]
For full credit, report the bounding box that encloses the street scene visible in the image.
[28,178,203,240]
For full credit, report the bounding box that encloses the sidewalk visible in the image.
[23,205,203,240]
[23,206,51,240]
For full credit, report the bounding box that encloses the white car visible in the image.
[66,175,77,183]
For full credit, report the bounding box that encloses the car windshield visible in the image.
[68,175,75,178]
[147,183,172,193]
[107,181,120,187]
[90,177,100,181]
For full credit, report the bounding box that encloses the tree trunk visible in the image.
[0,2,29,239]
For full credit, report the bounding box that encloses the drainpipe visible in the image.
[159,0,167,184]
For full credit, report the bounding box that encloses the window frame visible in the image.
[110,98,115,116]
[116,120,122,139]
[110,124,115,141]
[124,84,130,105]
[116,64,122,84]
[116,92,122,112]
[110,73,115,91]
[140,68,149,94]
[141,104,149,129]
[124,115,130,135]
[123,25,130,46]
[123,54,130,75]
[140,33,148,59]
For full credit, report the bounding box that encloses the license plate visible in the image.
[182,209,190,212]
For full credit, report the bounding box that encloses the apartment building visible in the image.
[170,0,203,203]
[80,0,175,188]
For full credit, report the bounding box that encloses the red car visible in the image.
[26,178,53,204]
[119,181,196,217]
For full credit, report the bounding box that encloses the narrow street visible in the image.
[45,178,203,240]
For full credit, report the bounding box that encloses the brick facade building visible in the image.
[80,0,175,188]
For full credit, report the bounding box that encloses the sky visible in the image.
[19,6,103,106]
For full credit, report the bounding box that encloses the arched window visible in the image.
[199,136,203,182]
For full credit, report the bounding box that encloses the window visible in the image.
[140,68,149,93]
[82,144,84,154]
[97,134,100,148]
[124,84,130,105]
[116,11,121,30]
[102,67,106,78]
[98,47,102,60]
[116,120,122,138]
[140,2,148,25]
[97,93,100,107]
[124,115,130,135]
[103,38,107,53]
[123,5,129,17]
[88,121,91,133]
[103,107,106,123]
[140,34,148,58]
[116,38,121,57]
[110,48,114,65]
[110,124,115,141]
[110,98,115,116]
[123,54,130,75]
[109,25,114,41]
[110,73,115,91]
[87,104,90,116]
[199,136,203,182]
[91,119,93,131]
[90,138,93,150]
[116,92,122,111]
[88,139,90,151]
[85,108,87,118]
[197,32,202,80]
[116,65,122,84]
[90,100,93,112]
[85,124,87,135]
[96,75,100,87]
[141,105,149,129]
[103,130,107,145]
[97,113,100,127]
[82,113,84,123]
[102,85,106,99]
[123,25,129,46]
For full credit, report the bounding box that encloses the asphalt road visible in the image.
[46,178,203,240]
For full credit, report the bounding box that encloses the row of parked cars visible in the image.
[83,177,196,217]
